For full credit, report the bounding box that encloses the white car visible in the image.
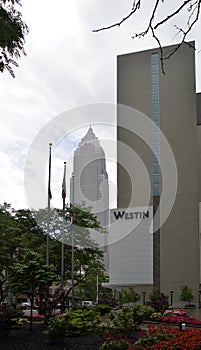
[19,302,31,309]
[82,300,96,308]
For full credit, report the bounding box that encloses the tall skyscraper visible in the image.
[112,41,201,304]
[71,126,109,266]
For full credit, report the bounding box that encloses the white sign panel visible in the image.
[109,206,153,285]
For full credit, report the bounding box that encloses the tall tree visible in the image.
[9,250,56,330]
[0,203,20,301]
[35,204,105,299]
[0,204,52,301]
[0,0,29,77]
[13,208,47,256]
[0,203,106,308]
[180,284,194,306]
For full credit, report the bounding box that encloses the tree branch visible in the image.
[132,0,161,38]
[163,1,200,61]
[154,0,192,29]
[93,0,141,32]
[93,0,200,73]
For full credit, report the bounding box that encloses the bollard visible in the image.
[179,322,186,331]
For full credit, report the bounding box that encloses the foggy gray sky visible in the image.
[0,0,200,209]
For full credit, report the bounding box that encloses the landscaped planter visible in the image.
[150,308,201,326]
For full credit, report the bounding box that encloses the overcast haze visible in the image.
[0,0,201,210]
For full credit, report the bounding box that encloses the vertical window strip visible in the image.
[151,53,160,196]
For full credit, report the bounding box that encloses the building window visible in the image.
[151,53,160,196]
[152,83,159,92]
[152,74,159,83]
[151,53,158,64]
[153,132,159,143]
[152,93,159,103]
[153,174,160,184]
[153,162,159,174]
[153,184,160,196]
[153,114,160,123]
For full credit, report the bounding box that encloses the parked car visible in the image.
[18,302,31,310]
[82,300,96,308]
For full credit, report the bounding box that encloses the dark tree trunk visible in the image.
[29,293,34,331]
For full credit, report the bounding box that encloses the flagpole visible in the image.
[71,172,75,310]
[46,142,52,266]
[61,161,66,289]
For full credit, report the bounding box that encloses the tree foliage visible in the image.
[147,289,169,312]
[94,0,201,72]
[0,0,29,77]
[34,204,105,286]
[9,249,57,329]
[119,288,140,305]
[0,203,106,307]
[180,284,194,306]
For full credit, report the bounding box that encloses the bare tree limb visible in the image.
[93,0,201,73]
[154,0,192,29]
[132,0,161,39]
[150,26,166,75]
[187,0,199,26]
[93,0,141,32]
[163,1,200,61]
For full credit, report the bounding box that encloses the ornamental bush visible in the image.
[180,285,194,306]
[119,288,140,306]
[64,309,101,336]
[44,317,66,343]
[134,324,179,349]
[128,326,201,350]
[150,307,201,325]
[44,308,101,341]
[0,305,23,325]
[92,304,113,315]
[99,336,131,350]
[108,305,154,336]
[147,290,169,312]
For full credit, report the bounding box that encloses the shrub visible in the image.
[160,315,201,325]
[134,324,179,348]
[119,288,140,306]
[129,326,201,350]
[44,317,66,343]
[108,305,154,336]
[148,328,201,349]
[64,309,101,336]
[180,285,194,306]
[147,290,169,312]
[0,305,23,325]
[150,307,201,325]
[45,308,101,341]
[92,304,113,315]
[150,312,163,320]
[99,335,131,350]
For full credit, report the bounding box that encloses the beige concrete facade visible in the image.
[117,42,201,305]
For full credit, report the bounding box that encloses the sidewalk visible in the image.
[0,324,101,350]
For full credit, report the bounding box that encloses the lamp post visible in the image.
[142,291,146,305]
[170,290,174,307]
[198,290,201,309]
